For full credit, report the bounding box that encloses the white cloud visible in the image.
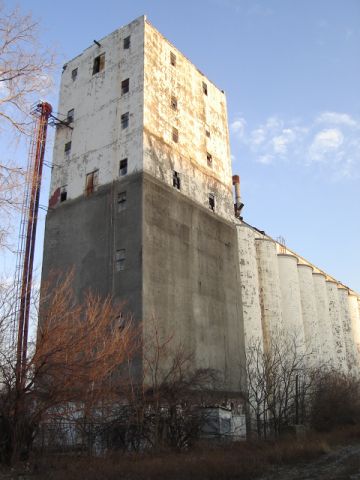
[316,112,358,128]
[308,128,344,162]
[231,111,360,180]
[230,117,247,139]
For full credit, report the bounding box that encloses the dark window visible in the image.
[123,36,131,49]
[67,108,74,123]
[85,169,99,196]
[64,141,71,155]
[93,53,105,75]
[115,249,126,271]
[71,68,78,81]
[121,112,129,129]
[117,191,127,211]
[60,185,67,202]
[207,153,212,167]
[119,158,128,176]
[171,96,178,110]
[202,81,208,95]
[170,52,176,66]
[121,78,129,95]
[173,171,181,190]
[206,129,210,138]
[172,127,178,143]
[209,193,215,211]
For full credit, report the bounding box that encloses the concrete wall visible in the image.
[142,174,245,392]
[42,175,143,323]
[338,287,359,375]
[297,264,321,365]
[326,281,347,373]
[255,238,283,348]
[143,21,234,221]
[349,294,360,363]
[236,225,263,349]
[277,254,305,351]
[49,16,145,203]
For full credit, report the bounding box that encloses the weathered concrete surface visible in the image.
[327,281,348,373]
[142,173,245,392]
[277,254,305,351]
[42,174,143,324]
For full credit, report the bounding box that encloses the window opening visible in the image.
[206,129,210,138]
[117,191,127,211]
[115,249,126,271]
[124,36,131,49]
[121,112,129,129]
[170,52,176,66]
[172,127,179,143]
[71,68,78,81]
[209,193,215,212]
[93,53,105,75]
[207,153,213,167]
[121,78,129,95]
[85,169,99,196]
[173,171,181,190]
[60,185,67,202]
[202,81,208,95]
[67,108,74,123]
[171,96,178,110]
[119,158,128,176]
[64,141,71,156]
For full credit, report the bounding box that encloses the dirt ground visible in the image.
[260,444,360,480]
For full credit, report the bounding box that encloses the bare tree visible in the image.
[0,273,138,465]
[244,331,317,438]
[0,3,55,250]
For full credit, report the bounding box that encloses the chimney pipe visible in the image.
[232,174,244,218]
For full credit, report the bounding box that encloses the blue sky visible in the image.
[3,0,360,291]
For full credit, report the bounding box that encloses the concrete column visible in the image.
[277,254,305,352]
[326,280,348,373]
[348,294,360,370]
[338,287,359,375]
[297,264,321,366]
[236,225,263,349]
[312,272,335,367]
[255,238,283,349]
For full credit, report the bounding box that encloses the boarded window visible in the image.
[121,78,129,95]
[67,109,74,123]
[173,171,181,190]
[171,96,178,110]
[64,141,71,155]
[93,53,105,75]
[115,249,126,271]
[117,191,127,211]
[71,68,78,81]
[119,158,128,176]
[121,112,129,129]
[172,127,179,143]
[202,81,208,95]
[170,52,176,66]
[207,153,213,167]
[123,36,131,49]
[209,193,215,211]
[60,185,67,202]
[85,169,99,196]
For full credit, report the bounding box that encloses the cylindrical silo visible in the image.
[338,287,359,375]
[312,272,335,367]
[236,225,263,348]
[326,280,348,373]
[277,254,305,353]
[297,264,321,366]
[348,293,360,369]
[255,238,283,349]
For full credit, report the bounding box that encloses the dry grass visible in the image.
[6,425,360,480]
